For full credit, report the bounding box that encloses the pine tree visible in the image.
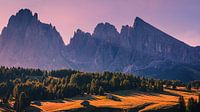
[187,97,198,112]
[16,92,24,112]
[197,94,200,111]
[98,86,104,95]
[15,92,30,112]
[186,83,192,90]
[178,96,186,112]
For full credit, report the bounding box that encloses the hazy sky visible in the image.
[0,0,200,46]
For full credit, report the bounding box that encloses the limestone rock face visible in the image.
[92,22,120,45]
[0,9,200,81]
[0,9,68,69]
[66,17,200,80]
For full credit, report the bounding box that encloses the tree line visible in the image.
[0,66,164,111]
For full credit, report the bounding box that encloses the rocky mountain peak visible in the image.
[92,22,119,43]
[133,17,146,27]
[7,9,38,27]
[16,8,33,17]
[133,17,160,32]
[120,25,133,35]
[93,22,118,35]
[68,29,92,49]
[74,29,91,38]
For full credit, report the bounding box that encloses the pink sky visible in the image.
[0,0,200,46]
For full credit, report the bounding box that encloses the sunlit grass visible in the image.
[31,88,199,112]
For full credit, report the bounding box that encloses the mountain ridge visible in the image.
[0,9,200,81]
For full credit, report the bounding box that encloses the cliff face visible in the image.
[66,17,200,73]
[131,17,196,63]
[0,9,200,81]
[0,9,68,69]
[66,17,200,81]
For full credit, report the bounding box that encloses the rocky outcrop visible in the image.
[92,22,120,45]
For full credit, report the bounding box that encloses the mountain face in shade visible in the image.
[0,9,69,69]
[66,18,200,81]
[0,9,200,81]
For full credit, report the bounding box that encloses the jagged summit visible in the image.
[16,9,34,17]
[16,8,38,19]
[134,17,145,26]
[7,9,59,32]
[120,25,133,34]
[133,17,156,30]
[76,29,84,34]
[7,9,38,27]
[92,22,119,44]
[93,22,119,37]
[71,29,91,40]
[74,29,91,37]
[94,22,117,31]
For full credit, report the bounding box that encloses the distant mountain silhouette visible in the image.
[0,9,200,81]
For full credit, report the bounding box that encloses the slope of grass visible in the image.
[31,88,198,112]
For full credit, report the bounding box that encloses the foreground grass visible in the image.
[30,88,199,112]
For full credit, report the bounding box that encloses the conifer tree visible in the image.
[99,86,104,95]
[187,97,198,112]
[178,96,186,112]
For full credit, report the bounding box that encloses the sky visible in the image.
[0,0,200,46]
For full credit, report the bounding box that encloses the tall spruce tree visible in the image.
[178,96,186,112]
[15,92,30,112]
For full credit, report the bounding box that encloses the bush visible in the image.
[81,100,90,107]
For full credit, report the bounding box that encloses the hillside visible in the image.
[29,88,199,112]
[0,67,200,112]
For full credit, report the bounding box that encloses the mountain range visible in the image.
[0,9,200,82]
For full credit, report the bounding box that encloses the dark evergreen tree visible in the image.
[178,96,186,112]
[99,86,104,95]
[15,92,30,112]
[186,83,192,90]
[187,97,198,112]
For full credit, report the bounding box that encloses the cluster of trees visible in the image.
[178,95,200,112]
[1,72,164,100]
[163,79,200,91]
[186,81,200,90]
[162,80,184,89]
[0,66,165,111]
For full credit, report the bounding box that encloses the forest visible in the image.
[0,66,199,112]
